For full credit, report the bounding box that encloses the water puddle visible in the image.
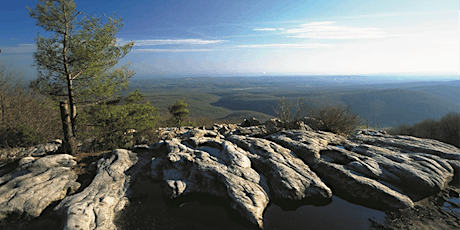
[443,197,460,214]
[116,179,385,230]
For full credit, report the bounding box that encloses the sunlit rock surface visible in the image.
[0,154,79,219]
[54,149,137,230]
[0,122,459,229]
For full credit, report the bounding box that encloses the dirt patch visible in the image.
[371,185,460,230]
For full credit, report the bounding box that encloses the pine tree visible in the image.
[27,0,134,154]
[79,90,160,151]
[168,99,194,127]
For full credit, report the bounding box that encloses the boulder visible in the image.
[151,138,269,228]
[264,118,283,128]
[241,117,262,127]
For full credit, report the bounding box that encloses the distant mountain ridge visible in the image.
[130,77,460,128]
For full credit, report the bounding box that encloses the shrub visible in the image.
[0,61,61,147]
[272,97,360,135]
[309,104,361,135]
[387,112,460,148]
[272,97,306,124]
[0,124,47,148]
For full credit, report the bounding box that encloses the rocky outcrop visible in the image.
[267,130,456,209]
[0,154,79,219]
[0,140,63,167]
[149,126,458,227]
[151,137,269,227]
[0,121,459,230]
[54,149,137,230]
[226,135,331,200]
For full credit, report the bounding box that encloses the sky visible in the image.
[0,0,458,79]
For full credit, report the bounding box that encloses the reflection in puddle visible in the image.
[117,179,385,230]
[443,197,460,214]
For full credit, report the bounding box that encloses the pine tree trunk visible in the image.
[67,78,77,136]
[60,101,77,155]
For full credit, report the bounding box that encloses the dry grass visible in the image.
[0,61,61,148]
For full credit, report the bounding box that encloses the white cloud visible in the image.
[285,21,388,39]
[133,49,213,52]
[253,28,277,31]
[133,39,226,46]
[238,44,332,48]
[1,44,36,53]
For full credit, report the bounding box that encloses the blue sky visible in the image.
[0,0,458,78]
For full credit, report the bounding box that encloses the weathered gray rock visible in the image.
[227,135,332,200]
[351,130,460,188]
[350,144,454,197]
[1,126,458,229]
[264,118,283,128]
[267,129,458,209]
[266,130,348,162]
[312,158,414,210]
[267,130,415,209]
[151,138,269,228]
[352,130,460,161]
[54,149,137,230]
[0,140,63,167]
[0,154,78,219]
[241,117,262,127]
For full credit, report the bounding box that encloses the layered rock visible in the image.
[226,135,331,200]
[0,122,458,230]
[267,129,456,209]
[144,125,459,228]
[0,154,79,219]
[54,149,137,230]
[0,140,63,167]
[151,137,269,228]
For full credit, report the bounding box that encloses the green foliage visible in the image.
[78,90,159,151]
[168,99,195,127]
[28,0,135,154]
[0,124,47,148]
[28,0,134,101]
[27,0,134,103]
[387,112,460,148]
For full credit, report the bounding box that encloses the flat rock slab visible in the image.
[0,154,79,219]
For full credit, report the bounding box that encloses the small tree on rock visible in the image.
[27,0,134,154]
[168,99,194,127]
